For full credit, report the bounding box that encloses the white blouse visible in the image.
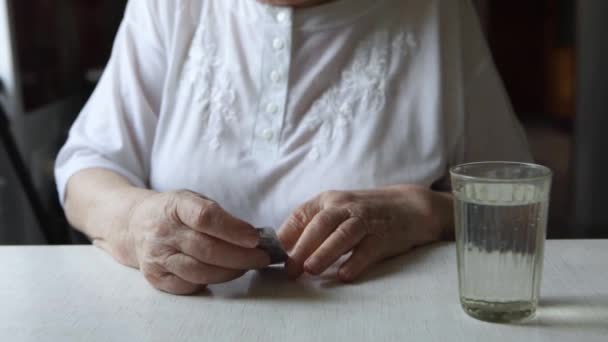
[55,0,531,228]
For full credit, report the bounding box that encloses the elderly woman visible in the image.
[55,0,531,295]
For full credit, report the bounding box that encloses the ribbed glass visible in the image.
[451,162,552,323]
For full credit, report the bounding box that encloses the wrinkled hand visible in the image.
[127,190,270,295]
[278,185,452,282]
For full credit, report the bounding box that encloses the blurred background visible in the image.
[0,0,606,244]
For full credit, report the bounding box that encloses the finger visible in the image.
[141,262,203,295]
[286,207,350,278]
[277,199,321,252]
[174,192,259,248]
[303,217,367,275]
[164,253,245,285]
[338,235,384,283]
[177,229,271,270]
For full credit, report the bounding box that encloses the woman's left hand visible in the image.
[278,185,454,282]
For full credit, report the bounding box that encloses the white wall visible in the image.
[0,0,22,118]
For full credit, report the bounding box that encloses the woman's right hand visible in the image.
[126,190,270,295]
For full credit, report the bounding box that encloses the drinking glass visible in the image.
[450,162,552,322]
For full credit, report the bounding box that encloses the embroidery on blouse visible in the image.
[180,16,418,155]
[303,30,418,161]
[182,21,238,151]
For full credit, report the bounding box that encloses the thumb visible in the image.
[174,191,259,248]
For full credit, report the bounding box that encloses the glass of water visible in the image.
[450,162,552,323]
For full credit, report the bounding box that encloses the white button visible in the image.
[270,70,282,83]
[267,103,279,114]
[262,129,274,141]
[273,38,285,50]
[277,11,289,24]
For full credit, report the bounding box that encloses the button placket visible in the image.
[252,9,293,155]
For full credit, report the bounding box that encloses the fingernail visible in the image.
[304,258,320,275]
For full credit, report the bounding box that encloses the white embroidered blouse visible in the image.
[55,0,532,228]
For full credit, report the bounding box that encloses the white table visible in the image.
[1,241,607,342]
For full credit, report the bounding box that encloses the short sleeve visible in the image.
[54,0,168,205]
[457,0,533,164]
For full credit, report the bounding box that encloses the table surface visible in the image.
[1,241,607,342]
